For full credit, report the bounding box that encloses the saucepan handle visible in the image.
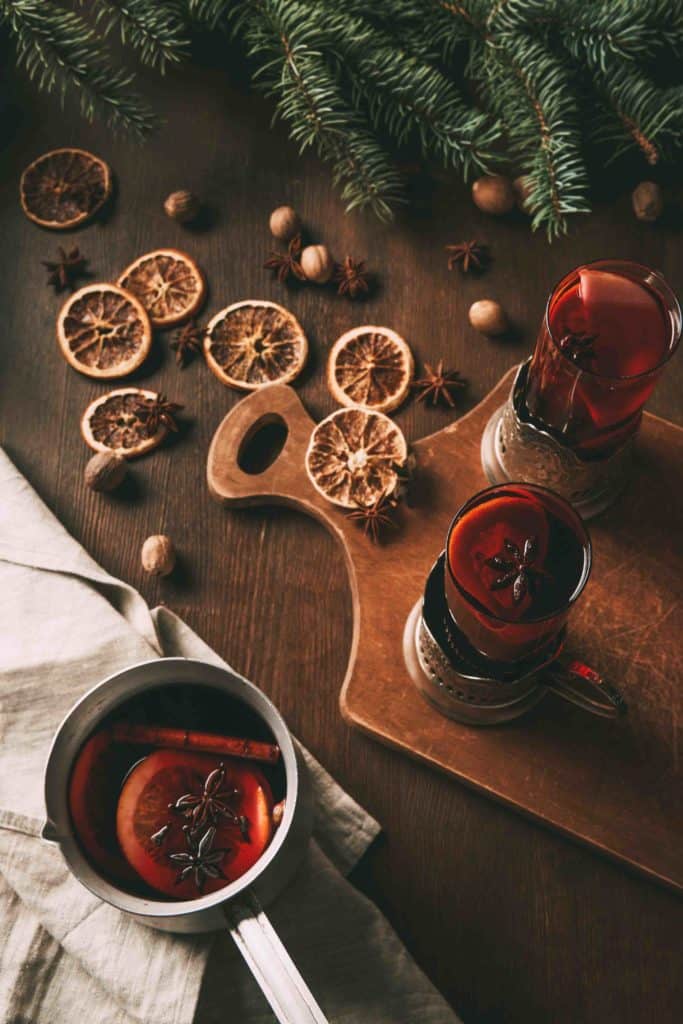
[224,892,329,1023]
[544,660,627,719]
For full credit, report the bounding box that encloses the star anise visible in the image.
[171,321,205,367]
[345,493,398,543]
[485,536,544,603]
[169,762,247,835]
[413,360,467,407]
[333,256,370,298]
[558,331,597,366]
[150,824,171,847]
[445,240,489,274]
[264,233,306,283]
[168,826,230,892]
[42,246,89,292]
[137,394,183,437]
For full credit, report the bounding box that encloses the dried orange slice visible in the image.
[204,300,308,390]
[81,388,173,458]
[57,283,152,379]
[20,148,111,230]
[326,326,414,413]
[306,407,408,509]
[118,249,206,328]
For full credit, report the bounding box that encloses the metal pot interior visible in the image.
[43,657,304,921]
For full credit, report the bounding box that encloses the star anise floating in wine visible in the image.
[169,762,247,836]
[167,826,230,892]
[485,536,543,603]
[137,394,183,437]
[333,256,370,298]
[171,320,205,367]
[264,233,306,283]
[558,331,597,366]
[413,360,467,407]
[42,246,89,292]
[445,240,489,274]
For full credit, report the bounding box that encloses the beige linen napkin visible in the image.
[0,448,460,1024]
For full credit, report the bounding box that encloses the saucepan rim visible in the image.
[43,656,300,917]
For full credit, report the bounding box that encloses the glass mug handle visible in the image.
[544,660,627,719]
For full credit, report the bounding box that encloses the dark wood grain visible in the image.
[1,49,682,1024]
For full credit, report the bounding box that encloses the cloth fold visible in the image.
[0,447,460,1024]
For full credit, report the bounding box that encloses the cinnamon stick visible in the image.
[111,722,280,764]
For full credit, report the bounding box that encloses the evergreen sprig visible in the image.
[89,1,189,70]
[3,0,683,237]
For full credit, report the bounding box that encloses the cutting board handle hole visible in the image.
[237,414,288,475]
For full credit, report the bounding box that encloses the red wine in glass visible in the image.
[445,484,591,664]
[524,261,681,458]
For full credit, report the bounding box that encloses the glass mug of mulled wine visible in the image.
[444,483,591,666]
[481,259,682,517]
[525,259,681,458]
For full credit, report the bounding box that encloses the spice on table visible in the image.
[468,299,509,336]
[118,248,206,328]
[301,243,334,284]
[171,320,205,367]
[81,388,175,458]
[413,360,467,407]
[57,283,152,379]
[137,393,183,435]
[43,246,89,292]
[333,256,370,298]
[306,406,408,509]
[84,450,127,493]
[263,233,306,283]
[269,205,302,241]
[445,240,489,274]
[471,174,516,215]
[631,181,663,222]
[204,299,308,389]
[141,534,176,577]
[345,493,398,544]
[20,147,111,230]
[164,189,201,224]
[326,325,414,413]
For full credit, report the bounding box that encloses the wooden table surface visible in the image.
[2,46,681,1024]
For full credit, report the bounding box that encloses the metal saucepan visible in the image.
[43,656,329,1024]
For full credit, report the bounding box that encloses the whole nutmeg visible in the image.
[472,174,516,216]
[164,189,201,224]
[301,244,334,284]
[269,205,302,242]
[84,451,127,493]
[632,181,663,223]
[468,299,509,337]
[141,534,176,577]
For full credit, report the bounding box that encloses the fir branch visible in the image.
[89,0,189,71]
[230,0,404,219]
[476,30,590,238]
[588,61,681,165]
[0,0,156,137]
[557,0,683,71]
[313,2,500,177]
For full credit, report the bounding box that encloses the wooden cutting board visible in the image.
[207,369,683,892]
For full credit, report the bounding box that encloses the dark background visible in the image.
[1,36,682,1024]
